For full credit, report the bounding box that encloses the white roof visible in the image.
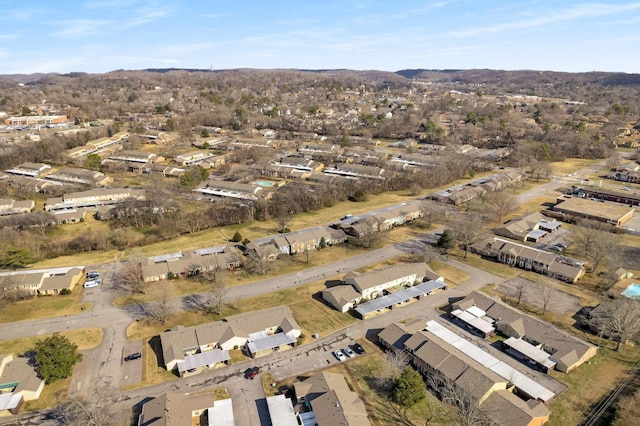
[266,395,298,426]
[466,305,487,318]
[451,309,496,335]
[247,331,298,354]
[355,281,446,316]
[504,337,557,369]
[208,398,234,426]
[149,252,182,263]
[176,349,230,373]
[425,320,555,402]
[0,393,21,410]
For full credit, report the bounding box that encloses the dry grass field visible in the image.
[0,290,91,324]
[0,328,103,354]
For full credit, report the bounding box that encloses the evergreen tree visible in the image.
[32,334,83,383]
[392,367,426,407]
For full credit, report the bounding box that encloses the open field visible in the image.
[0,328,103,354]
[0,290,91,324]
[551,158,602,176]
[548,349,639,426]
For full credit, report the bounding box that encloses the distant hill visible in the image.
[395,69,640,86]
[1,68,639,87]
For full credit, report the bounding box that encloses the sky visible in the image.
[1,0,639,75]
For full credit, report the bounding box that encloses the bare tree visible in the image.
[589,231,621,272]
[385,347,410,379]
[486,190,519,223]
[418,201,445,229]
[143,288,173,324]
[603,299,640,351]
[244,251,271,275]
[540,286,554,316]
[54,383,126,426]
[112,261,147,294]
[203,267,229,315]
[573,219,606,258]
[427,374,493,426]
[514,277,526,305]
[452,213,486,258]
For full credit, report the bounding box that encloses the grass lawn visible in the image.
[548,348,639,426]
[0,328,103,354]
[23,378,69,412]
[551,158,601,176]
[261,372,278,397]
[452,251,520,279]
[430,260,471,286]
[0,290,91,324]
[340,355,453,425]
[125,277,357,342]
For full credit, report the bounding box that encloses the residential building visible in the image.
[4,162,51,178]
[66,132,128,159]
[0,266,83,296]
[194,180,264,201]
[0,354,45,416]
[473,238,586,283]
[141,246,242,282]
[0,199,35,216]
[378,320,552,426]
[344,263,434,300]
[44,187,145,212]
[494,212,561,242]
[452,292,597,373]
[160,306,301,372]
[45,167,112,186]
[293,371,372,425]
[137,392,233,426]
[324,164,385,179]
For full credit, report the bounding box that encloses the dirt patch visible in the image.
[621,247,640,270]
[497,278,581,315]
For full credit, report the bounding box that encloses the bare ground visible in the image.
[497,278,582,315]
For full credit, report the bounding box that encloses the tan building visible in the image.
[293,371,371,425]
[344,263,436,300]
[0,266,83,296]
[551,197,635,226]
[160,306,301,373]
[453,292,597,373]
[0,354,45,416]
[137,392,233,425]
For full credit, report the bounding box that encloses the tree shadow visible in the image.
[182,293,208,311]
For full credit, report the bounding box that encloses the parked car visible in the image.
[333,350,347,362]
[352,343,366,354]
[343,347,355,358]
[83,280,99,288]
[86,271,99,279]
[244,366,260,379]
[124,352,142,362]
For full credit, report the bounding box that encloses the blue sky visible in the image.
[1,0,639,74]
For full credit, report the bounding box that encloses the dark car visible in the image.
[124,352,142,362]
[244,366,260,379]
[86,271,99,279]
[352,343,365,354]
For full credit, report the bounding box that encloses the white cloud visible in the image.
[447,2,640,37]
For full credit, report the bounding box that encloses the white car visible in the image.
[343,347,355,358]
[333,350,347,362]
